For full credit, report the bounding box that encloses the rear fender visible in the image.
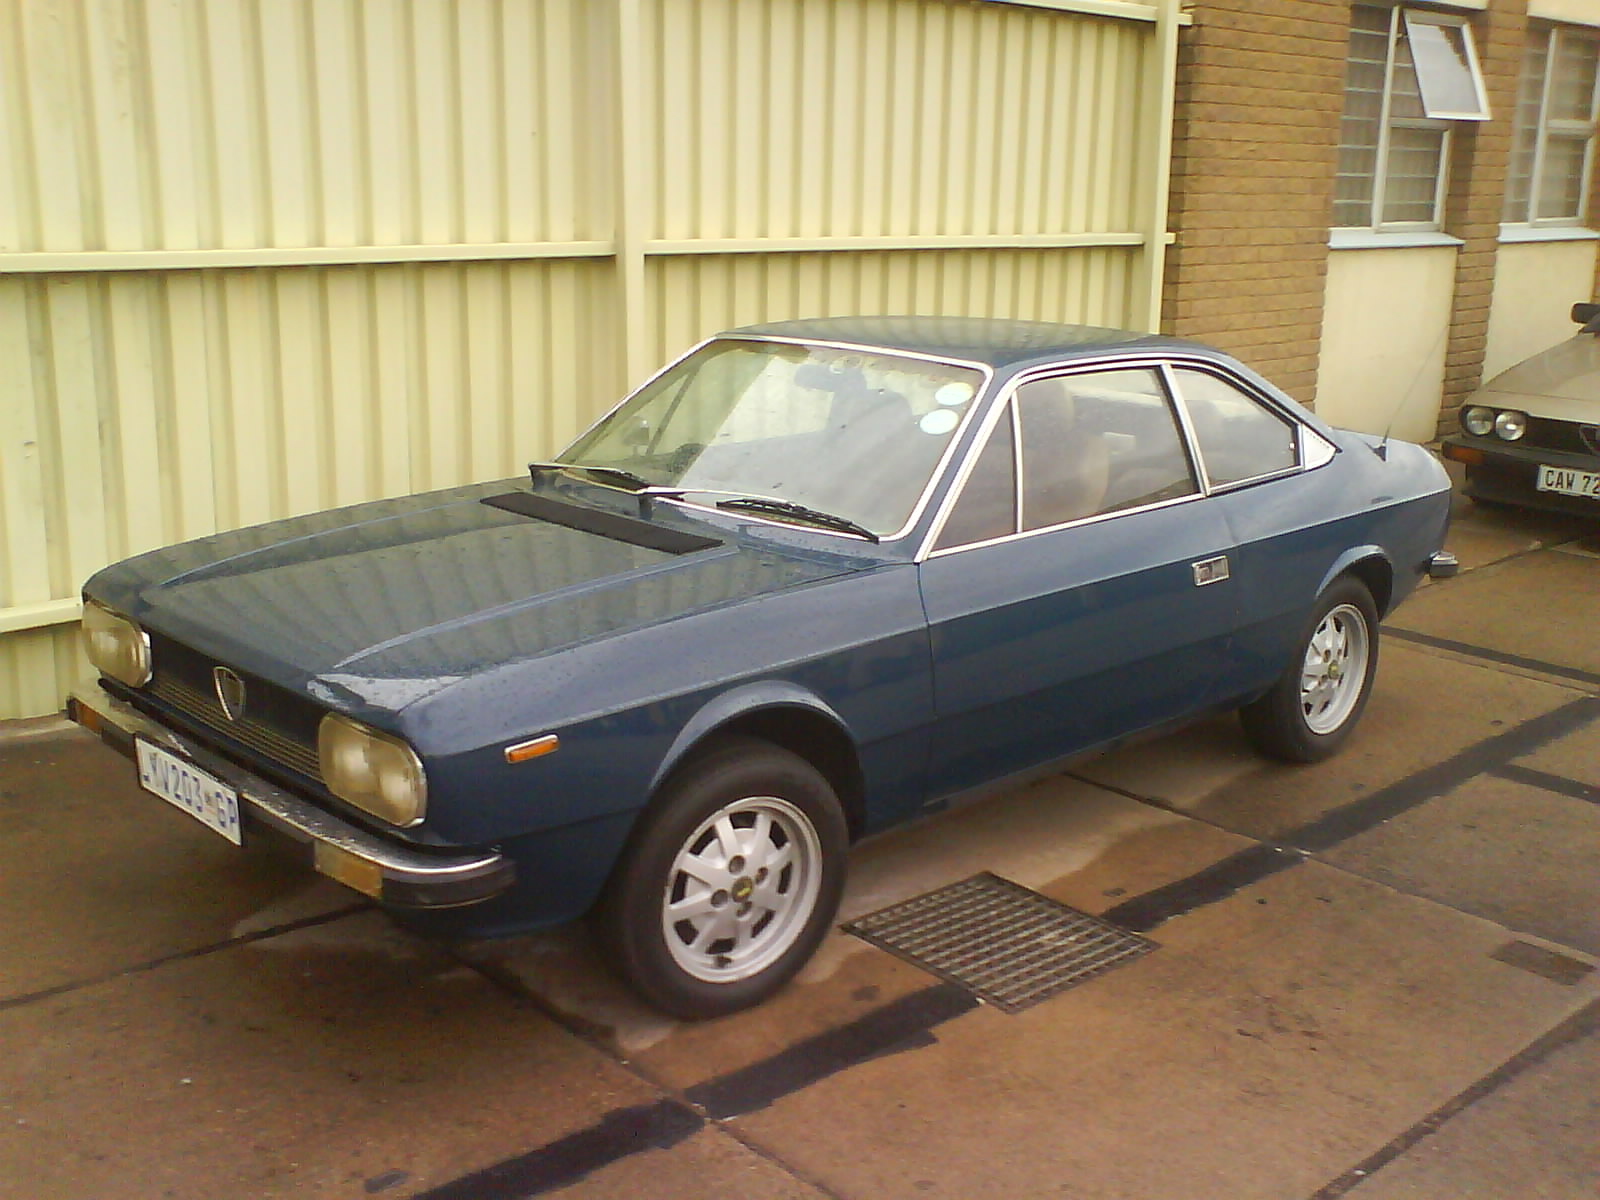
[1316,547,1393,615]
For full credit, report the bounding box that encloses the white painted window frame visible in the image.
[1505,23,1600,229]
[1334,4,1491,234]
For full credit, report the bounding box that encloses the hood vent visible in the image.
[482,492,722,555]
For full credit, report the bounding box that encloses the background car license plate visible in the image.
[135,739,242,845]
[1537,465,1600,499]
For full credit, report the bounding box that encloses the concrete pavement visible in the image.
[1,493,1596,1199]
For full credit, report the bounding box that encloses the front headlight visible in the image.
[1494,410,1527,441]
[318,714,427,827]
[1461,406,1494,437]
[81,599,152,687]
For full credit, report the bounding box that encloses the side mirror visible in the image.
[1571,302,1600,325]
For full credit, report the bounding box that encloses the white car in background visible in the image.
[1442,302,1600,517]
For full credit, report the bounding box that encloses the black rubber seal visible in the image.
[481,492,722,555]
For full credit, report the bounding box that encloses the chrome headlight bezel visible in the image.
[1461,405,1495,437]
[317,714,428,828]
[81,598,152,688]
[1493,410,1528,441]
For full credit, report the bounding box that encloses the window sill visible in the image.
[1498,224,1600,244]
[1328,228,1465,251]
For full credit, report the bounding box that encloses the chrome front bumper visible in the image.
[68,686,514,909]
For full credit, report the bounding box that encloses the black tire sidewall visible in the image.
[597,738,848,1019]
[1242,577,1379,763]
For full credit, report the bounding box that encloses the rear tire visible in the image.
[1240,577,1378,763]
[595,738,847,1019]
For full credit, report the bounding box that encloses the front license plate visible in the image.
[1536,464,1600,500]
[135,739,243,845]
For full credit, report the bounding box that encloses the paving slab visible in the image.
[1390,551,1600,678]
[1517,718,1600,793]
[0,729,352,1000]
[707,862,1600,1200]
[1074,642,1582,841]
[1325,774,1600,956]
[0,909,818,1200]
[1343,1016,1600,1200]
[1439,500,1593,573]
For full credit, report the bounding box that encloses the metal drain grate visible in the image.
[844,873,1155,1014]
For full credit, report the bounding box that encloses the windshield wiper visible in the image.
[528,461,688,515]
[529,465,878,539]
[529,461,658,491]
[714,497,879,543]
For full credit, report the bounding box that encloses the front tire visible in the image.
[596,738,848,1019]
[1240,578,1378,763]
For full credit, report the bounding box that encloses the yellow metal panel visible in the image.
[104,279,168,558]
[0,279,50,609]
[41,280,110,600]
[642,0,1150,243]
[0,626,84,719]
[1,0,601,254]
[644,247,1141,366]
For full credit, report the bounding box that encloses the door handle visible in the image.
[1191,555,1229,586]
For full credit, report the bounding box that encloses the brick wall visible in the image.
[1162,1,1351,405]
[1439,0,1529,438]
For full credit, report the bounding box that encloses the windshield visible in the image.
[559,339,986,536]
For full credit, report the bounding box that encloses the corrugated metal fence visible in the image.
[0,0,1180,719]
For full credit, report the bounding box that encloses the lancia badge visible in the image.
[213,666,247,722]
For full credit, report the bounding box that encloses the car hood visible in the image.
[87,480,875,711]
[1472,333,1600,422]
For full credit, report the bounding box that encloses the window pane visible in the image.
[1333,9,1391,227]
[1404,16,1490,119]
[1538,134,1590,221]
[1390,29,1427,121]
[935,408,1016,550]
[1017,370,1196,531]
[1173,369,1298,488]
[1504,31,1549,221]
[1549,30,1599,123]
[1382,126,1444,223]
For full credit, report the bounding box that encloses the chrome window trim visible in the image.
[919,353,1208,561]
[922,490,1206,562]
[929,397,1020,555]
[1164,360,1311,489]
[918,351,1324,562]
[557,334,995,546]
[1159,362,1214,494]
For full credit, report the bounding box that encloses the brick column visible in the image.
[1439,0,1529,438]
[1162,1,1350,406]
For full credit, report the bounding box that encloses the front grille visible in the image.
[147,636,325,784]
[1523,417,1599,459]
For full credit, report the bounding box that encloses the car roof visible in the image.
[726,315,1225,373]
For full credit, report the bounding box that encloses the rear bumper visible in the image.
[68,686,515,909]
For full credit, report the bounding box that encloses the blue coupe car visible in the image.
[71,317,1455,1018]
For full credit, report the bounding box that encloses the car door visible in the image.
[918,365,1239,799]
[1164,363,1337,699]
